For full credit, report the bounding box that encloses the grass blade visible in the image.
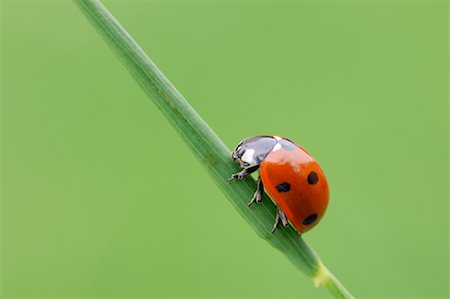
[73,1,355,298]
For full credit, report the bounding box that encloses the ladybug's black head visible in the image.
[231,136,277,168]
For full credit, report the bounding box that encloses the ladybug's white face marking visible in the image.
[241,149,255,165]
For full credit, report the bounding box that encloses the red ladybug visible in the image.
[229,136,329,234]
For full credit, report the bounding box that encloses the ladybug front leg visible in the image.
[271,206,289,233]
[228,165,259,181]
[248,176,264,206]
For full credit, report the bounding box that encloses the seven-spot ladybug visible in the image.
[229,136,329,234]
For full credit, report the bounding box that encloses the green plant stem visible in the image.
[73,1,355,298]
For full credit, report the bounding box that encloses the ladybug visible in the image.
[229,135,329,234]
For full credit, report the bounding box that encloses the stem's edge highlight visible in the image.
[73,1,354,298]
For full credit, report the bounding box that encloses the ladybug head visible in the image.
[231,141,250,167]
[231,136,277,168]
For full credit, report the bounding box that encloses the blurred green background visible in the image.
[1,0,448,298]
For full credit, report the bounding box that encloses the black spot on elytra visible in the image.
[303,213,317,225]
[276,182,291,192]
[307,171,319,184]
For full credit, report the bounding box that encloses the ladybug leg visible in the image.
[271,206,289,233]
[278,207,289,228]
[228,165,259,181]
[271,213,280,233]
[248,176,264,206]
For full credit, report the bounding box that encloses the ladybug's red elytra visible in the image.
[229,135,329,234]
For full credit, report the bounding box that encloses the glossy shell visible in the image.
[260,141,329,234]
